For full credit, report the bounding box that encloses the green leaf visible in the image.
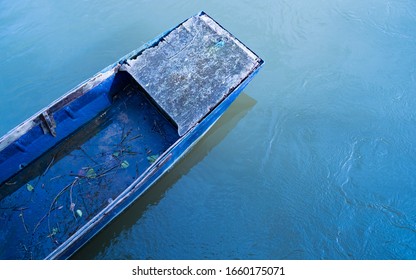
[26,183,34,192]
[112,152,120,157]
[147,154,159,163]
[47,227,58,238]
[86,168,97,179]
[120,160,129,169]
[52,227,58,235]
[76,209,83,218]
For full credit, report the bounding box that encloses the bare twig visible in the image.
[47,177,79,238]
[120,127,132,146]
[50,175,64,181]
[2,206,29,211]
[34,155,56,187]
[19,210,29,234]
[33,213,47,233]
[79,147,99,164]
[69,181,76,219]
[128,134,143,141]
[95,164,120,179]
[42,155,55,177]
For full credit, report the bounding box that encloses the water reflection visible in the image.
[72,93,256,259]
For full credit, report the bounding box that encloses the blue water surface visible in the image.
[1,0,416,259]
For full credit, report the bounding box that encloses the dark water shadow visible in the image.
[71,92,257,259]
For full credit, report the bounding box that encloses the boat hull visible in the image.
[0,11,263,259]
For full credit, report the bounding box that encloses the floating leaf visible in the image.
[121,160,129,169]
[26,183,34,192]
[76,209,83,217]
[112,152,120,157]
[147,154,159,163]
[47,227,58,238]
[86,168,97,178]
[49,227,58,237]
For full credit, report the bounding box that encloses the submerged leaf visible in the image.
[26,184,34,192]
[48,227,58,237]
[76,209,83,217]
[121,160,129,169]
[86,168,97,179]
[147,154,159,163]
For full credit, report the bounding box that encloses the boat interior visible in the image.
[0,70,179,259]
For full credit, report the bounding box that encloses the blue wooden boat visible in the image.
[0,12,263,259]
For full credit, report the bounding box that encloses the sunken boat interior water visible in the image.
[0,71,179,259]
